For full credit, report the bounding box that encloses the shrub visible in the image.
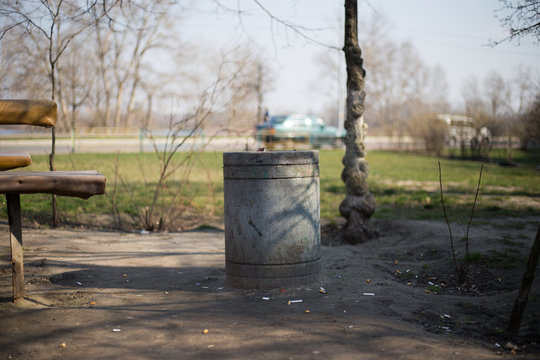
[408,113,447,156]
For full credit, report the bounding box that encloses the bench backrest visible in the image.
[0,99,57,170]
[0,99,56,127]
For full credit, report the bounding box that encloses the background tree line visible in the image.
[316,12,540,152]
[0,0,273,228]
[1,0,539,152]
[0,0,269,135]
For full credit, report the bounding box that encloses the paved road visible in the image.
[0,136,419,155]
[0,137,261,155]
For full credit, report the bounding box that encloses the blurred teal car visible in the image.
[256,114,345,148]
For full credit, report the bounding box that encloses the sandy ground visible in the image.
[1,217,539,360]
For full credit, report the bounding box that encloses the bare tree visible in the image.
[484,71,509,122]
[495,0,540,44]
[60,35,94,142]
[91,0,178,130]
[482,70,512,156]
[507,225,540,336]
[116,49,256,231]
[509,65,537,115]
[518,91,540,147]
[314,12,450,137]
[407,112,447,156]
[93,13,113,127]
[312,48,342,126]
[367,40,449,141]
[254,60,273,125]
[0,0,119,226]
[459,68,537,158]
[475,69,536,155]
[505,66,537,147]
[462,76,486,117]
[223,49,258,132]
[339,0,376,244]
[221,47,273,133]
[0,29,49,98]
[494,3,540,338]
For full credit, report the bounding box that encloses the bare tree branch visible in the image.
[493,0,540,45]
[252,0,340,50]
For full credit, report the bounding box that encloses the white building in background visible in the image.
[437,114,491,147]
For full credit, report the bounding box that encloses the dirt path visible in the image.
[1,217,539,359]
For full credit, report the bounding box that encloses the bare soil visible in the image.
[1,216,539,359]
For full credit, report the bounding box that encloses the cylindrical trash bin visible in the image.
[223,150,320,289]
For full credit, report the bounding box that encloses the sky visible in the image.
[179,0,540,118]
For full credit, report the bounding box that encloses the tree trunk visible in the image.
[125,80,137,128]
[144,92,153,129]
[113,82,124,128]
[55,62,70,132]
[507,224,540,336]
[339,0,376,244]
[256,63,264,124]
[96,25,112,127]
[49,50,58,228]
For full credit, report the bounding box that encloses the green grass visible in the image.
[464,252,484,262]
[320,148,540,221]
[484,248,524,269]
[3,148,539,229]
[425,285,441,293]
[500,235,525,247]
[463,247,525,270]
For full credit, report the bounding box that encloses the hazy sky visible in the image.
[180,0,540,118]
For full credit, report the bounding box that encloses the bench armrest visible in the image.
[0,153,32,171]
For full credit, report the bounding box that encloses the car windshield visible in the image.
[270,116,287,124]
[313,117,325,127]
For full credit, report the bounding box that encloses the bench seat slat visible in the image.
[0,171,106,199]
[0,153,32,171]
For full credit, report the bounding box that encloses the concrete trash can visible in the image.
[223,150,321,289]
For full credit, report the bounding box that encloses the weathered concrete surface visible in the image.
[224,151,320,289]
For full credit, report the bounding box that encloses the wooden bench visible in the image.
[0,99,106,302]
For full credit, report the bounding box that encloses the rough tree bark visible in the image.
[339,0,376,244]
[507,224,540,336]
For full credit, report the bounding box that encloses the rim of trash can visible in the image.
[223,150,318,166]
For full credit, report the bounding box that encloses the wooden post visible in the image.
[6,194,24,301]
